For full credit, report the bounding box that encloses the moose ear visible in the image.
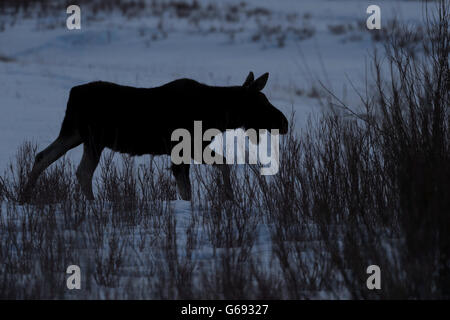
[243,71,254,87]
[250,72,269,91]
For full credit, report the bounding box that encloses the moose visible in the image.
[20,72,288,202]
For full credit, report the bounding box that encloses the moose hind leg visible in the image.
[21,134,82,201]
[214,163,233,200]
[172,164,191,201]
[76,143,103,200]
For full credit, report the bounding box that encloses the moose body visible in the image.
[22,72,288,201]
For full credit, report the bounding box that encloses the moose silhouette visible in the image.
[21,72,288,202]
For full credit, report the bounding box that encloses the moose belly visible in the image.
[91,122,173,156]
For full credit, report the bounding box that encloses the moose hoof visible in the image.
[224,190,234,201]
[180,194,191,201]
[17,194,30,205]
[84,193,95,201]
[17,186,33,204]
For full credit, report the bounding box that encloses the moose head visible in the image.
[241,72,289,136]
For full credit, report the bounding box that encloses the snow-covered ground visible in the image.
[0,0,424,299]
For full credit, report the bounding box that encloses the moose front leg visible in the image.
[171,163,191,201]
[204,146,233,200]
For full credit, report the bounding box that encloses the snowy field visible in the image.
[0,0,426,299]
